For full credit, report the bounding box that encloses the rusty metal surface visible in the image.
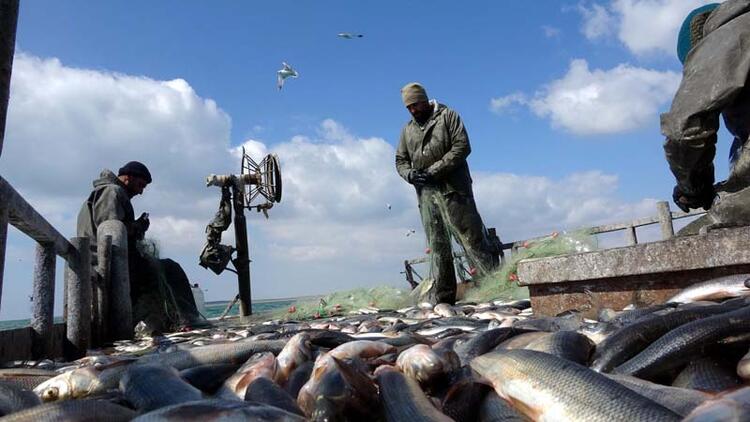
[529,264,750,318]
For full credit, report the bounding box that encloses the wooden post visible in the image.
[93,235,111,345]
[231,183,252,316]
[31,242,55,358]
[98,220,132,341]
[624,225,638,246]
[0,200,7,312]
[656,201,674,240]
[0,0,18,158]
[65,237,91,359]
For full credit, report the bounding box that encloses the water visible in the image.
[0,299,296,331]
[203,299,294,319]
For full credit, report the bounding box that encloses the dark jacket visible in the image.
[662,0,750,196]
[395,102,474,196]
[76,169,135,245]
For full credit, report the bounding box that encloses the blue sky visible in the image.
[0,1,729,319]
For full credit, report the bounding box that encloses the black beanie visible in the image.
[118,161,152,183]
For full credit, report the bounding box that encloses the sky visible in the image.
[0,0,733,320]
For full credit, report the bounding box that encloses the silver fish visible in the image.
[471,350,680,421]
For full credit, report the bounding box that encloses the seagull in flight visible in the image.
[405,229,416,237]
[338,33,364,39]
[277,62,299,90]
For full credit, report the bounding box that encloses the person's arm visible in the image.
[425,109,471,179]
[395,128,413,182]
[662,12,750,202]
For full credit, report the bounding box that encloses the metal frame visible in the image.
[403,201,707,287]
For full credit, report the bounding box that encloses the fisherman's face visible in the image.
[407,100,432,124]
[120,175,150,198]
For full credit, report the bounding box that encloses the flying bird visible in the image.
[338,33,364,39]
[277,62,299,90]
[386,203,392,210]
[405,229,416,237]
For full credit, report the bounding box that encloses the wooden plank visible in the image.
[0,176,76,261]
[31,242,55,359]
[518,226,750,285]
[0,0,18,158]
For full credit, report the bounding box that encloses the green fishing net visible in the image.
[270,285,412,320]
[463,230,598,302]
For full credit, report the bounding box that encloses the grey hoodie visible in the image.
[76,169,135,245]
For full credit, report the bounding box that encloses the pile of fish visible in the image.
[0,275,748,421]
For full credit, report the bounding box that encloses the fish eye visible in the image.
[42,387,59,401]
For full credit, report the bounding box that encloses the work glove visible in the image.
[133,212,150,240]
[407,169,432,186]
[672,185,715,212]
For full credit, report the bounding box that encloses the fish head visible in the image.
[34,372,76,401]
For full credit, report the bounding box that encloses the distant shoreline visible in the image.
[205,294,319,306]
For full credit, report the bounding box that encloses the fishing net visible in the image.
[462,230,598,302]
[270,286,412,320]
[131,237,204,335]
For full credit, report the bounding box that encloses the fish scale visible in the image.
[591,300,744,373]
[613,304,750,379]
[471,349,681,421]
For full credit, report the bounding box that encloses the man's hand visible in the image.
[133,212,150,239]
[408,169,433,186]
[672,185,714,212]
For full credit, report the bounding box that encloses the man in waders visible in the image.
[77,161,202,333]
[663,1,750,234]
[396,82,498,305]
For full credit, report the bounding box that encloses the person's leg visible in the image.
[418,187,456,304]
[444,193,496,276]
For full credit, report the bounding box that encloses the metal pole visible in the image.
[656,201,674,240]
[94,235,111,344]
[231,183,252,316]
[65,237,90,359]
[0,0,18,158]
[218,293,240,320]
[98,220,132,340]
[0,200,7,312]
[31,242,55,358]
[404,260,417,289]
[624,225,638,246]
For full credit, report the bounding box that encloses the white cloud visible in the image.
[1,52,664,319]
[489,92,528,115]
[542,25,562,38]
[580,0,723,56]
[579,3,616,40]
[473,170,658,242]
[505,59,680,135]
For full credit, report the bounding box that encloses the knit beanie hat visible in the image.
[118,161,152,183]
[677,3,720,64]
[401,82,429,106]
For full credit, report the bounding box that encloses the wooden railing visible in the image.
[403,200,707,286]
[0,0,133,361]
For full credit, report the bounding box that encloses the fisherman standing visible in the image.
[663,0,750,234]
[396,82,498,304]
[77,161,201,333]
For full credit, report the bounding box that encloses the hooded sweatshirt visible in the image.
[76,169,135,245]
